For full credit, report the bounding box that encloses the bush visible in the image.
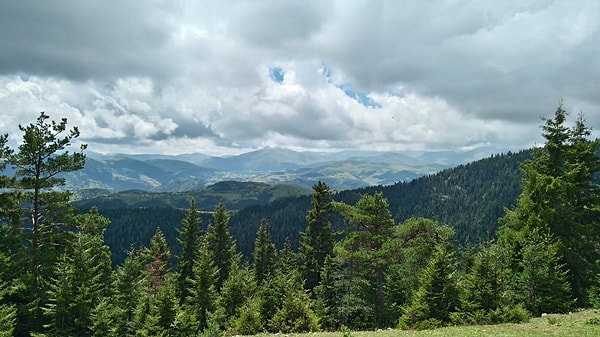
[412,318,444,330]
[270,295,319,333]
[228,298,264,335]
[449,305,531,326]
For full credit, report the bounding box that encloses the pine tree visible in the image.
[269,239,319,333]
[517,229,574,315]
[250,219,278,332]
[44,208,113,336]
[0,112,87,334]
[300,181,335,291]
[313,255,345,330]
[499,103,600,304]
[8,112,86,281]
[334,192,398,327]
[253,218,277,284]
[145,228,172,295]
[455,242,527,324]
[229,294,264,335]
[206,201,236,292]
[136,229,177,336]
[399,244,459,330]
[215,254,254,331]
[111,249,147,337]
[137,275,178,337]
[175,199,202,304]
[185,236,218,332]
[385,217,455,323]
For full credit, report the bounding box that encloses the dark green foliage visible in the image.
[99,207,201,266]
[516,229,574,315]
[300,181,335,291]
[356,150,529,245]
[253,218,277,284]
[135,229,177,336]
[215,255,254,331]
[459,243,509,314]
[0,112,87,335]
[269,241,319,333]
[111,249,147,336]
[0,301,16,337]
[399,244,460,330]
[313,255,345,330]
[270,290,319,333]
[136,274,178,337]
[384,217,454,323]
[228,295,264,335]
[499,104,600,305]
[175,199,202,303]
[43,209,113,336]
[206,201,237,292]
[0,249,16,337]
[335,192,398,327]
[453,242,530,325]
[90,297,124,337]
[185,236,218,332]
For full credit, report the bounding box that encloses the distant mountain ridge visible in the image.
[65,146,505,192]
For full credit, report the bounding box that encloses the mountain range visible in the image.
[64,146,506,193]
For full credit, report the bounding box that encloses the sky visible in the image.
[1,0,599,157]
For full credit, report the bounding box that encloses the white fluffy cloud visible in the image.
[0,0,598,156]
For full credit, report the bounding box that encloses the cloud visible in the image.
[0,0,598,157]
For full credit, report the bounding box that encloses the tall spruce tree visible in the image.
[313,254,345,330]
[269,239,319,333]
[175,199,202,304]
[253,218,277,284]
[136,228,177,335]
[300,181,335,291]
[206,201,237,292]
[44,208,113,337]
[108,249,147,337]
[499,103,600,305]
[186,235,218,332]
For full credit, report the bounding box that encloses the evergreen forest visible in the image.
[1,105,599,336]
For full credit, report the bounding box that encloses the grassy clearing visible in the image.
[255,310,600,337]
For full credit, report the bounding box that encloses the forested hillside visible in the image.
[100,150,529,261]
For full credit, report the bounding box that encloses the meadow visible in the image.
[257,310,600,337]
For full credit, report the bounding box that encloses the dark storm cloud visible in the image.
[0,0,181,80]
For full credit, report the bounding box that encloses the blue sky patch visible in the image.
[320,63,380,108]
[270,67,285,83]
[338,83,381,108]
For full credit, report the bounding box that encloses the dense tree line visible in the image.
[1,106,599,335]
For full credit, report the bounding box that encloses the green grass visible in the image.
[256,310,600,337]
